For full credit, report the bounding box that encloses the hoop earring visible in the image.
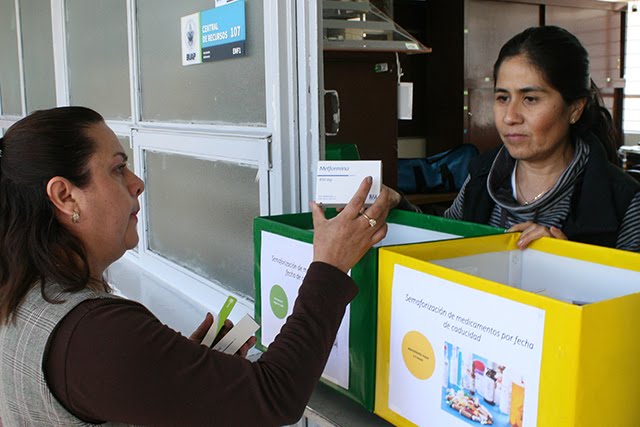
[71,211,80,224]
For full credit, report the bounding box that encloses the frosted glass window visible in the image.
[20,0,55,113]
[145,151,260,298]
[137,0,266,125]
[0,0,22,115]
[66,0,130,120]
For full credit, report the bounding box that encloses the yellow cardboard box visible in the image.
[375,233,640,427]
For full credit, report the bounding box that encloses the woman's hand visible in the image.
[508,221,567,249]
[311,177,390,273]
[190,312,214,342]
[214,319,257,358]
[383,184,403,210]
[190,313,257,358]
[337,184,400,213]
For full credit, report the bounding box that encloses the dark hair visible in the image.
[0,106,105,324]
[493,25,619,164]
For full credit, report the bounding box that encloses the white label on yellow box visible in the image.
[260,231,350,389]
[388,265,545,427]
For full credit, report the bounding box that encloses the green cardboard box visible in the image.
[253,209,502,411]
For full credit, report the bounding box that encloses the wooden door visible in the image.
[324,51,399,188]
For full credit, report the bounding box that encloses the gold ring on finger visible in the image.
[360,211,377,227]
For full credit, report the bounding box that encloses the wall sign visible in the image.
[181,0,246,66]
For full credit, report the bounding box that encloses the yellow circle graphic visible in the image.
[401,331,435,380]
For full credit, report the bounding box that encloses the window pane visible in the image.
[20,0,56,113]
[66,0,131,120]
[0,0,22,115]
[145,151,259,298]
[137,0,266,125]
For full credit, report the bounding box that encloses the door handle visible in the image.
[324,89,340,136]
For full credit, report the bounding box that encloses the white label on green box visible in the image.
[261,231,350,389]
[388,265,545,427]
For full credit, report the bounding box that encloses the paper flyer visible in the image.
[388,265,545,427]
[260,231,350,389]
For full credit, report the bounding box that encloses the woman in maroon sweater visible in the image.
[0,107,390,426]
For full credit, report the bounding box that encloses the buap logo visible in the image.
[186,19,195,47]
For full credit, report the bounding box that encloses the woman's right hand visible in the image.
[311,177,390,273]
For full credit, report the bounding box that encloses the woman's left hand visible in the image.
[383,184,403,210]
[190,312,214,342]
[216,320,257,358]
[190,312,257,358]
[508,221,567,249]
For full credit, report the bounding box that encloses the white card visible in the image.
[212,314,260,354]
[315,160,382,207]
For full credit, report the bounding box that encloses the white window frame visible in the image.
[296,0,323,206]
[14,0,27,116]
